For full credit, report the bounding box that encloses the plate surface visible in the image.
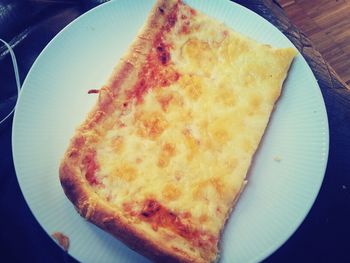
[12,1,329,262]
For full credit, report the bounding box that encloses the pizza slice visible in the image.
[59,0,297,262]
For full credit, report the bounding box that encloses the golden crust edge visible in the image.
[59,162,203,263]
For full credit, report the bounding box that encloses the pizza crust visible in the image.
[60,164,197,263]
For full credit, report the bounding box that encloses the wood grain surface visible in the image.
[277,0,350,85]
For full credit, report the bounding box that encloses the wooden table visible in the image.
[0,0,349,262]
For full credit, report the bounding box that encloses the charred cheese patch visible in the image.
[62,0,297,262]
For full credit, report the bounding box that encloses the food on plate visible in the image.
[59,0,297,262]
[52,232,70,251]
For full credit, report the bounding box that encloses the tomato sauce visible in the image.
[127,2,180,103]
[82,150,99,185]
[138,199,217,250]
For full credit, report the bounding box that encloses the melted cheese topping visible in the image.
[81,1,296,259]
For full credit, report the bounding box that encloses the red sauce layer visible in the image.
[126,199,217,250]
[127,2,180,103]
[82,150,99,185]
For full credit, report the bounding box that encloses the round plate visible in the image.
[12,1,329,262]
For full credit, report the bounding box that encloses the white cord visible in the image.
[0,38,21,125]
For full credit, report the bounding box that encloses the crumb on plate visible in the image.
[273,156,282,162]
[52,232,70,251]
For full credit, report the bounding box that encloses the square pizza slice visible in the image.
[59,0,297,262]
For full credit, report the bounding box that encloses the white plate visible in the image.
[12,1,329,262]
